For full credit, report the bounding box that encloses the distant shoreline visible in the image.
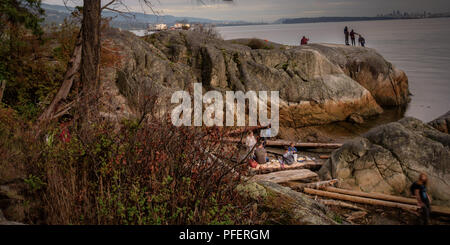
[216,16,450,27]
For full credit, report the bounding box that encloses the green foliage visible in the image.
[0,14,78,120]
[0,0,45,36]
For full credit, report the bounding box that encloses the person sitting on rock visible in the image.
[254,142,269,165]
[279,146,295,167]
[245,131,257,157]
[411,173,432,225]
[288,142,298,153]
[300,36,309,45]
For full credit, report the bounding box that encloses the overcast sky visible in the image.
[43,0,450,22]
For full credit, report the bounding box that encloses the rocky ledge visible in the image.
[99,28,409,127]
[318,117,450,206]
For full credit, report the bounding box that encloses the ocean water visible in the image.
[217,18,450,122]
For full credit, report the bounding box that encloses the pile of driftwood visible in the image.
[301,181,450,216]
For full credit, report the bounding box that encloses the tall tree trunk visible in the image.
[80,0,101,120]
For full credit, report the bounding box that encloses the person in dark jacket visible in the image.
[300,36,309,45]
[344,26,349,45]
[358,35,366,47]
[411,173,432,225]
[350,29,356,46]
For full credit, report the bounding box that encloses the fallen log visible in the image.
[431,206,450,216]
[38,30,82,122]
[252,169,318,184]
[319,199,367,212]
[225,125,269,136]
[323,187,417,205]
[223,138,343,149]
[283,179,338,191]
[303,179,339,189]
[250,161,322,174]
[303,188,419,212]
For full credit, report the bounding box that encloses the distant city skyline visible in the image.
[42,0,450,22]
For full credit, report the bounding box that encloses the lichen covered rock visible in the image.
[319,117,450,206]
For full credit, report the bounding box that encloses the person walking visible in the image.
[411,173,432,225]
[344,26,349,45]
[300,36,309,45]
[350,29,356,46]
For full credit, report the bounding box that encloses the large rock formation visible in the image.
[99,28,409,127]
[429,110,450,134]
[303,44,410,106]
[318,117,450,206]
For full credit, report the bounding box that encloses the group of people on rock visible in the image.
[344,26,366,47]
[299,25,366,47]
[245,131,298,168]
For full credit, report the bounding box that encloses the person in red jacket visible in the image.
[300,36,309,45]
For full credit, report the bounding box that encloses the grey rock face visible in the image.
[319,117,450,205]
[99,29,410,127]
[257,181,338,225]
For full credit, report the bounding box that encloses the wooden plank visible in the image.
[303,188,420,212]
[323,187,417,205]
[252,169,318,184]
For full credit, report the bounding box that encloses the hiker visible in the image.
[411,173,432,225]
[254,142,269,165]
[300,36,309,45]
[350,29,356,46]
[344,26,349,45]
[279,146,295,167]
[358,35,366,47]
[245,131,257,156]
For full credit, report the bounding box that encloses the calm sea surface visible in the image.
[217,18,450,122]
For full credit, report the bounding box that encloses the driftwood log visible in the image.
[223,138,342,149]
[303,188,420,212]
[225,125,269,136]
[252,169,318,184]
[323,187,417,205]
[250,161,322,174]
[318,199,367,211]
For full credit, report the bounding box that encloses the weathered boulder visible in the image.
[98,28,410,127]
[303,44,410,106]
[318,117,450,206]
[429,110,450,134]
[238,181,338,225]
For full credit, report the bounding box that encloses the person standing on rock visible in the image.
[350,29,357,46]
[411,173,432,225]
[344,26,349,45]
